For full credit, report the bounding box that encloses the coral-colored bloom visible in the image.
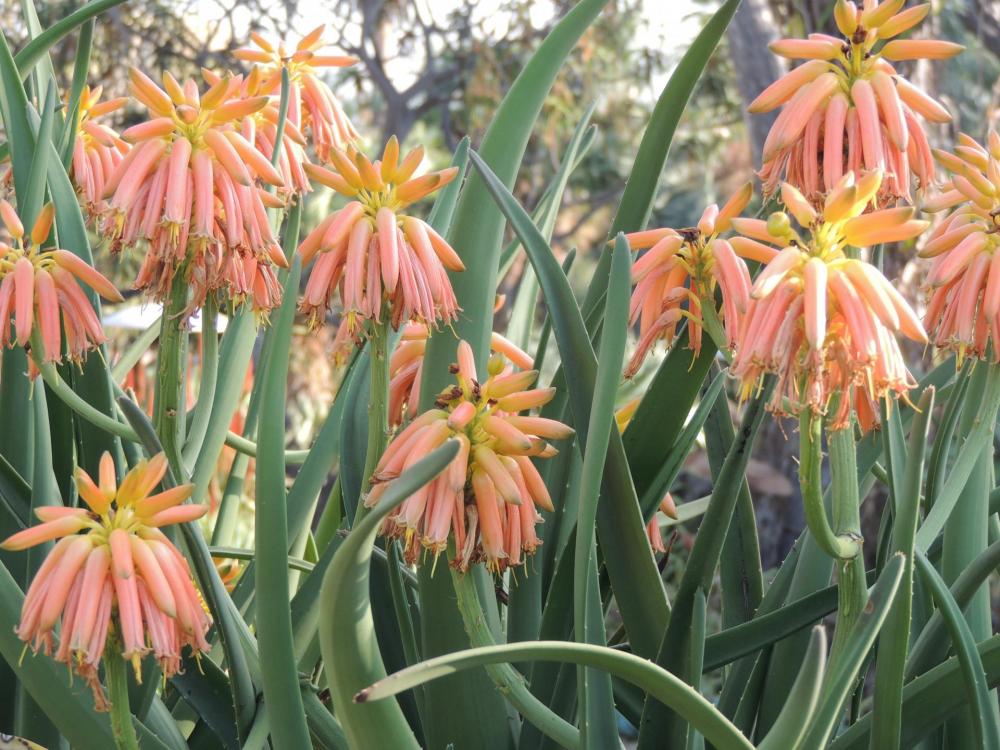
[730,171,927,427]
[298,139,462,333]
[921,131,1000,362]
[101,69,288,316]
[0,201,123,364]
[753,0,960,202]
[234,25,358,161]
[367,340,571,573]
[388,322,533,427]
[69,86,130,218]
[646,493,678,554]
[624,183,765,373]
[1,453,210,709]
[204,67,313,200]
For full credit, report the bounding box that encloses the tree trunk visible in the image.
[726,0,785,170]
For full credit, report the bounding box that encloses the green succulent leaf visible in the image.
[357,640,755,750]
[319,440,460,749]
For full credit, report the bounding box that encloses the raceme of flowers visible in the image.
[921,131,1000,363]
[753,0,961,202]
[204,66,313,200]
[234,25,359,162]
[729,171,928,428]
[389,321,534,427]
[101,68,289,315]
[623,182,772,374]
[69,85,129,216]
[0,201,123,364]
[1,453,210,709]
[298,139,462,334]
[367,340,572,573]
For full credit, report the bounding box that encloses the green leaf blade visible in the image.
[319,441,459,750]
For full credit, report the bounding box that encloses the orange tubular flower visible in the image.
[367,340,572,573]
[204,66,313,200]
[0,201,123,364]
[1,452,210,709]
[646,493,678,555]
[624,183,767,374]
[729,171,928,428]
[389,322,533,427]
[70,86,130,217]
[101,69,288,316]
[922,131,1000,362]
[753,0,961,202]
[297,139,462,334]
[234,26,359,161]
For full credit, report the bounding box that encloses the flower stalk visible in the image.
[798,411,861,561]
[828,421,866,659]
[450,563,580,749]
[105,642,140,750]
[356,318,391,525]
[153,278,190,474]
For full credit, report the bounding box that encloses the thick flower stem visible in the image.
[355,319,391,524]
[798,411,861,561]
[828,423,866,660]
[799,413,865,661]
[699,301,732,363]
[153,280,190,475]
[105,646,140,750]
[450,566,580,749]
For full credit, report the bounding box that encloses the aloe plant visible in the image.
[0,1,998,749]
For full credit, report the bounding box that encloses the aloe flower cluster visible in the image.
[368,340,572,572]
[69,85,129,216]
[204,67,313,200]
[235,25,358,161]
[0,201,122,364]
[1,453,210,709]
[729,171,927,428]
[389,322,533,427]
[624,183,765,373]
[298,139,462,334]
[922,131,1000,362]
[754,0,961,201]
[101,69,288,314]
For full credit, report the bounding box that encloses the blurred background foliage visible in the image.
[2,0,998,573]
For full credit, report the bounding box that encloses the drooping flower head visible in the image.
[921,131,1000,363]
[1,453,210,709]
[623,183,767,374]
[234,25,359,161]
[69,86,130,217]
[729,171,928,427]
[753,0,961,202]
[389,321,533,427]
[367,340,572,573]
[204,66,313,200]
[0,201,123,364]
[101,69,289,316]
[298,139,463,334]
